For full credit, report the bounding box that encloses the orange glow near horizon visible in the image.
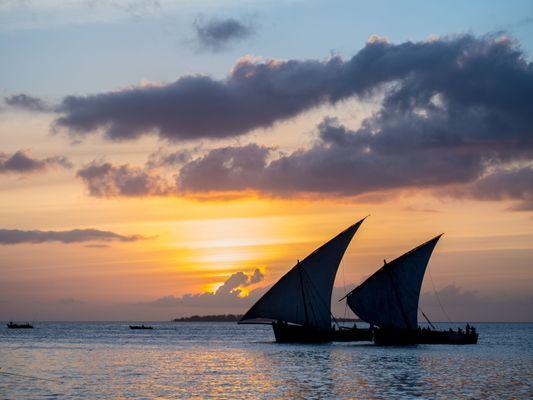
[1,185,532,321]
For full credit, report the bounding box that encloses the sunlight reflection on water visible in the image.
[0,322,532,399]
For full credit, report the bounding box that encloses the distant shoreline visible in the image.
[171,314,363,322]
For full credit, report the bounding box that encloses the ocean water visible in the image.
[0,322,532,399]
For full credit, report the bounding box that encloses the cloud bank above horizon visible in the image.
[55,33,533,210]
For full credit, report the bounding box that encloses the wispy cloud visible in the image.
[4,93,54,112]
[0,228,146,245]
[192,16,255,52]
[0,149,71,174]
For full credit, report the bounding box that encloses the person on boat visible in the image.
[471,326,476,335]
[466,323,471,334]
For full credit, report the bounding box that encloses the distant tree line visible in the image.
[172,314,242,322]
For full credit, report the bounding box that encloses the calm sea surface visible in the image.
[0,322,532,399]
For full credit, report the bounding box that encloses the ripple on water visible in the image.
[0,322,532,399]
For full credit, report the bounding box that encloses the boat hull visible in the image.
[7,323,33,329]
[373,327,478,345]
[332,327,373,342]
[272,323,332,343]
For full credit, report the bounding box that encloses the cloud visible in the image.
[178,144,273,193]
[141,268,265,309]
[174,32,532,206]
[55,34,533,143]
[67,33,532,209]
[0,228,145,245]
[420,284,533,322]
[77,160,170,197]
[469,166,533,210]
[177,109,531,200]
[0,149,72,174]
[248,268,264,285]
[193,16,255,52]
[146,148,193,168]
[215,268,264,295]
[215,271,249,295]
[4,94,53,112]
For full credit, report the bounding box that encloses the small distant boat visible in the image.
[129,324,153,330]
[342,235,478,345]
[7,322,33,329]
[239,217,370,343]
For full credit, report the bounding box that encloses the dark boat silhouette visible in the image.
[7,322,33,329]
[129,324,153,330]
[342,235,478,345]
[239,217,372,343]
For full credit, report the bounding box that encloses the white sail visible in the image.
[346,235,441,330]
[239,218,365,330]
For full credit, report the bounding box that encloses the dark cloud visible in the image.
[55,34,533,143]
[469,166,533,210]
[193,16,255,52]
[0,149,72,174]
[0,228,145,245]
[77,160,170,197]
[4,94,53,112]
[176,33,533,206]
[66,33,532,208]
[178,144,273,193]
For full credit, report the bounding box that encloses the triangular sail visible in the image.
[239,218,365,330]
[346,235,441,330]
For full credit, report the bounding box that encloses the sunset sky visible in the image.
[1,0,532,322]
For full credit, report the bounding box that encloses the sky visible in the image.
[1,0,532,322]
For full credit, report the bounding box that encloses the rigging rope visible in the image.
[418,306,437,329]
[428,267,452,323]
[341,260,349,321]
